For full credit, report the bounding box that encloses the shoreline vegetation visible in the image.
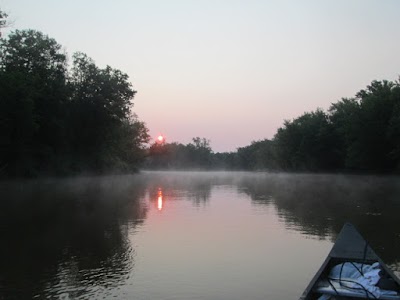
[0,29,150,178]
[1,24,400,178]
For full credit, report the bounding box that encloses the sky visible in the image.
[1,0,400,152]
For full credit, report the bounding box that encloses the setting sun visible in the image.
[156,135,165,144]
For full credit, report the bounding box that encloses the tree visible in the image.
[107,116,150,171]
[328,98,361,169]
[69,52,141,172]
[329,80,397,171]
[387,80,400,170]
[236,139,278,170]
[0,30,68,176]
[0,9,8,37]
[188,137,212,167]
[146,137,213,170]
[0,30,149,177]
[354,80,397,171]
[71,52,134,122]
[274,109,338,171]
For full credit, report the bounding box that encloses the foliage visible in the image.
[274,109,339,171]
[235,139,278,170]
[2,27,399,175]
[327,80,400,171]
[226,79,400,173]
[0,30,149,177]
[145,79,400,173]
[0,9,8,35]
[267,80,400,173]
[145,137,212,170]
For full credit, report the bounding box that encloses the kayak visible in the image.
[299,223,400,299]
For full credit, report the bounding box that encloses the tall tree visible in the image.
[69,52,141,172]
[188,137,213,167]
[328,98,361,169]
[387,80,400,170]
[0,30,149,177]
[355,80,397,171]
[0,30,68,175]
[274,109,338,171]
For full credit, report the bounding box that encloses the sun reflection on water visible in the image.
[157,189,163,211]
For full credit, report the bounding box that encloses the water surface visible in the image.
[1,171,399,299]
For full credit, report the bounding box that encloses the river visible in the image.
[1,171,400,299]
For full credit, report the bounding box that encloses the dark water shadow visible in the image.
[0,175,148,299]
[237,173,400,264]
[2,171,400,298]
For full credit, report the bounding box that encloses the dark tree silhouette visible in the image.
[0,30,149,177]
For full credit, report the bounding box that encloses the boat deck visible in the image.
[299,223,400,300]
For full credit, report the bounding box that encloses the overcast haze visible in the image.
[2,0,400,152]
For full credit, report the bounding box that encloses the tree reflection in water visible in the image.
[1,172,400,299]
[141,171,400,265]
[0,175,148,299]
[237,173,400,264]
[143,171,217,207]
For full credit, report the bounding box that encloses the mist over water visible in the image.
[1,172,399,299]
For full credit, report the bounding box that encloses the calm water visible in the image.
[1,171,400,299]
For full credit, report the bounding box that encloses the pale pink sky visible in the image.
[2,0,400,152]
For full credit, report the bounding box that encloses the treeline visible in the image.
[147,79,400,173]
[255,79,400,172]
[0,30,149,177]
[2,13,399,175]
[144,138,278,171]
[144,137,214,169]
